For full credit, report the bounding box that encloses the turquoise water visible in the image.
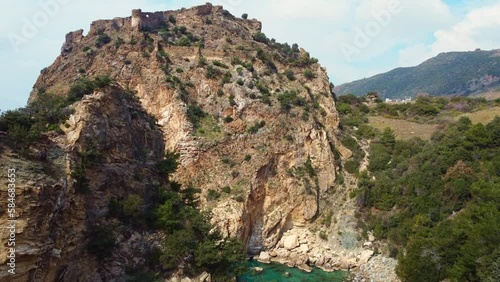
[238,260,347,282]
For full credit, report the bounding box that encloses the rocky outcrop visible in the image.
[352,255,400,282]
[2,3,386,279]
[0,87,166,281]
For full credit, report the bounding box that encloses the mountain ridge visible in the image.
[335,49,500,99]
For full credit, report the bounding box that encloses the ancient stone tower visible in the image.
[131,9,142,29]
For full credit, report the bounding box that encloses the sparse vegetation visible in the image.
[277,90,306,111]
[95,29,111,47]
[114,37,124,48]
[284,69,295,81]
[168,15,176,24]
[207,189,221,201]
[247,120,266,134]
[86,225,116,259]
[253,32,269,44]
[206,65,221,79]
[213,61,229,69]
[186,105,207,129]
[304,69,315,80]
[67,75,113,103]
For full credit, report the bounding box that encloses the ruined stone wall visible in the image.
[131,9,167,31]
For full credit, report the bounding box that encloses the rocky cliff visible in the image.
[1,87,166,281]
[0,3,384,281]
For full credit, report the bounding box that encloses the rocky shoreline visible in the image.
[253,227,399,281]
[256,228,373,271]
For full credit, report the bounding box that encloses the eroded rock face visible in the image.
[8,3,369,277]
[0,88,165,281]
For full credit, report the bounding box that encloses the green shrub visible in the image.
[224,116,234,123]
[284,69,295,81]
[0,90,77,149]
[213,61,229,69]
[71,166,89,193]
[95,29,111,47]
[222,71,232,84]
[234,194,245,202]
[344,160,359,174]
[206,65,221,79]
[198,57,207,67]
[207,189,221,201]
[336,102,351,115]
[241,13,248,19]
[304,69,315,80]
[319,231,328,241]
[221,186,232,194]
[86,225,116,259]
[253,32,268,44]
[355,124,377,139]
[156,151,180,179]
[186,105,207,129]
[256,48,277,72]
[168,15,176,24]
[321,210,333,227]
[176,36,191,46]
[6,124,39,149]
[247,121,265,134]
[221,156,237,167]
[108,198,124,219]
[229,94,236,106]
[277,90,305,111]
[67,76,112,103]
[244,155,251,161]
[123,194,144,217]
[114,37,124,48]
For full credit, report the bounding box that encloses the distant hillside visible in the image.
[335,49,500,99]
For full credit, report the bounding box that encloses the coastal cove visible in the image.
[238,260,347,282]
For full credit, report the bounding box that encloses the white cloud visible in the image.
[0,0,187,111]
[395,2,500,68]
[431,2,500,53]
[398,44,431,66]
[264,0,351,21]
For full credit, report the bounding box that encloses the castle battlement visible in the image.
[130,9,167,31]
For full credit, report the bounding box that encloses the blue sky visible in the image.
[1,0,500,111]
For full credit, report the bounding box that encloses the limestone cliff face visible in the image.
[0,88,165,281]
[9,3,374,277]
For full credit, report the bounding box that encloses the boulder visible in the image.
[257,251,271,263]
[368,232,375,242]
[359,250,374,264]
[299,244,310,253]
[198,272,211,282]
[284,234,300,250]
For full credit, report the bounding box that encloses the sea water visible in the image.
[238,260,347,282]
